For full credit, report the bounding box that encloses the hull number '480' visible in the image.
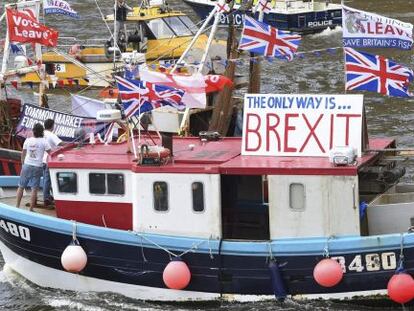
[0,219,31,242]
[331,252,397,273]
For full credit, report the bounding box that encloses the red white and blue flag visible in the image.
[344,47,413,98]
[115,76,186,117]
[239,15,301,61]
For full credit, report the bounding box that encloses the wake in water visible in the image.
[310,26,343,38]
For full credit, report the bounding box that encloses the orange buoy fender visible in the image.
[162,257,191,290]
[313,258,343,287]
[387,272,414,304]
[61,240,88,273]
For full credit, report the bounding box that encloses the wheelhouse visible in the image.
[48,136,403,242]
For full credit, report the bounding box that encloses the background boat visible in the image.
[0,0,413,309]
[183,0,342,33]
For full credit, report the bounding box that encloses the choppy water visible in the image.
[1,0,414,309]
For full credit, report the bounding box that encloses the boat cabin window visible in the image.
[89,173,125,196]
[289,183,306,211]
[192,182,204,212]
[146,19,174,39]
[164,16,193,36]
[108,174,125,195]
[177,16,197,34]
[153,181,169,211]
[57,172,77,194]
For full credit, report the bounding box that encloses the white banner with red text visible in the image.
[242,94,364,157]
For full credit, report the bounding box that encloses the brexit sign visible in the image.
[342,5,413,50]
[242,94,364,157]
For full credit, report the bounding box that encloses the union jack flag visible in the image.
[115,76,186,117]
[344,48,413,98]
[239,15,301,61]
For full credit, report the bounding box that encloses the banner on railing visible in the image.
[16,104,107,142]
[342,5,413,50]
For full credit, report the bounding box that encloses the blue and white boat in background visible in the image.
[183,0,342,33]
[0,93,413,303]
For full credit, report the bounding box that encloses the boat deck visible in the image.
[0,194,56,218]
[48,137,396,176]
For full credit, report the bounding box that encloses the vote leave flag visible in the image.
[342,5,413,50]
[6,7,59,47]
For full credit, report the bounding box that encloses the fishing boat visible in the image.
[19,0,226,88]
[0,92,413,303]
[184,0,342,33]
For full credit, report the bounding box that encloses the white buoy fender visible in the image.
[61,241,88,273]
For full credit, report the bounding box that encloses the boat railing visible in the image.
[54,37,108,49]
[274,0,314,11]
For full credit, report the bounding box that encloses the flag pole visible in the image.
[1,5,11,77]
[248,1,265,94]
[170,4,219,74]
[175,0,225,135]
[197,0,223,73]
[113,0,117,70]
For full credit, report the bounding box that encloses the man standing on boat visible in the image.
[114,0,132,48]
[43,119,64,207]
[16,123,51,211]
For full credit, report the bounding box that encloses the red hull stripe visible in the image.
[55,200,133,230]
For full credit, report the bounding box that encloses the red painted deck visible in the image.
[48,137,395,176]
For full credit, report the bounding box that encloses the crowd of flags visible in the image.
[229,1,413,98]
[3,0,414,140]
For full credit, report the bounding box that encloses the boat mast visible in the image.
[170,0,226,134]
[248,1,265,94]
[1,1,43,101]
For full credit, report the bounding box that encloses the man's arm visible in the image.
[21,149,26,163]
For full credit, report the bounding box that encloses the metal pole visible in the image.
[113,0,117,69]
[197,0,224,74]
[170,4,218,73]
[1,7,11,75]
[248,2,265,94]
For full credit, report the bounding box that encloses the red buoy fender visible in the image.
[387,272,414,304]
[313,258,344,287]
[162,257,191,290]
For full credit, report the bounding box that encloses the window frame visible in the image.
[88,172,126,196]
[153,181,169,212]
[191,181,205,213]
[56,172,78,194]
[289,182,306,211]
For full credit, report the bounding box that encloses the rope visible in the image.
[133,231,211,258]
[267,241,274,260]
[72,220,78,241]
[397,233,405,272]
[94,0,114,38]
[323,235,334,258]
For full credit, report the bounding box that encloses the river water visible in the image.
[1,0,414,309]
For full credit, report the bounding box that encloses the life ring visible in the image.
[140,144,170,159]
